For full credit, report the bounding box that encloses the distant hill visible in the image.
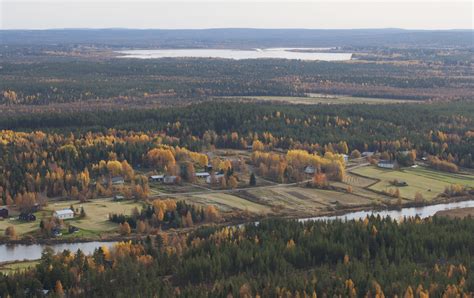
[1,28,472,48]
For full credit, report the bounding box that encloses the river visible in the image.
[303,199,474,222]
[116,48,353,61]
[0,241,116,263]
[1,200,473,263]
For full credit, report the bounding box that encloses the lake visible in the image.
[116,48,353,61]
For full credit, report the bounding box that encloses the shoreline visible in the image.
[2,194,472,246]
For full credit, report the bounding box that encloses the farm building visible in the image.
[164,176,178,184]
[149,175,164,182]
[378,160,396,169]
[304,165,316,175]
[53,209,74,220]
[195,172,210,179]
[0,207,8,219]
[206,174,225,184]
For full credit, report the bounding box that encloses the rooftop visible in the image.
[54,209,74,215]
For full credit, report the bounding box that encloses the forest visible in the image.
[0,100,472,201]
[0,28,473,296]
[1,216,473,296]
[1,49,473,105]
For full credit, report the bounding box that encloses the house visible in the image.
[163,176,178,184]
[195,172,210,179]
[113,195,125,201]
[53,209,74,220]
[206,163,213,172]
[0,207,8,219]
[19,213,36,222]
[206,174,225,184]
[148,175,164,182]
[111,176,125,185]
[377,160,396,169]
[304,165,316,175]
[246,145,253,151]
[362,151,374,157]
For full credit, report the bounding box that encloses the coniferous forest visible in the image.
[0,27,473,297]
[1,217,473,296]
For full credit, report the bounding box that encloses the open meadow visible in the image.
[0,198,143,237]
[352,165,474,200]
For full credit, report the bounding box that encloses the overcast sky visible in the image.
[1,0,472,30]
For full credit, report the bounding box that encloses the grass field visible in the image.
[0,260,39,275]
[217,94,415,105]
[174,183,377,217]
[435,207,474,219]
[47,199,144,233]
[0,198,143,237]
[352,165,474,200]
[186,193,273,214]
[253,186,375,213]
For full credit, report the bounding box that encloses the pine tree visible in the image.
[249,173,257,186]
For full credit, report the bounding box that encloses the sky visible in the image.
[1,0,473,30]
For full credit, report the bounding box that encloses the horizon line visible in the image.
[1,27,473,31]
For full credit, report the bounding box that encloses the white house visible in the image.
[149,175,164,182]
[195,172,210,179]
[377,160,396,169]
[53,209,74,220]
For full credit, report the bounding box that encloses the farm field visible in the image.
[185,192,273,215]
[0,210,51,236]
[171,184,378,217]
[0,260,39,275]
[46,198,144,233]
[217,94,415,105]
[352,165,474,200]
[0,198,143,237]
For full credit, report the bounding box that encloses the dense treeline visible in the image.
[1,216,473,296]
[1,55,473,104]
[1,101,472,167]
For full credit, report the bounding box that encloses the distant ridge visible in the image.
[1,28,472,48]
